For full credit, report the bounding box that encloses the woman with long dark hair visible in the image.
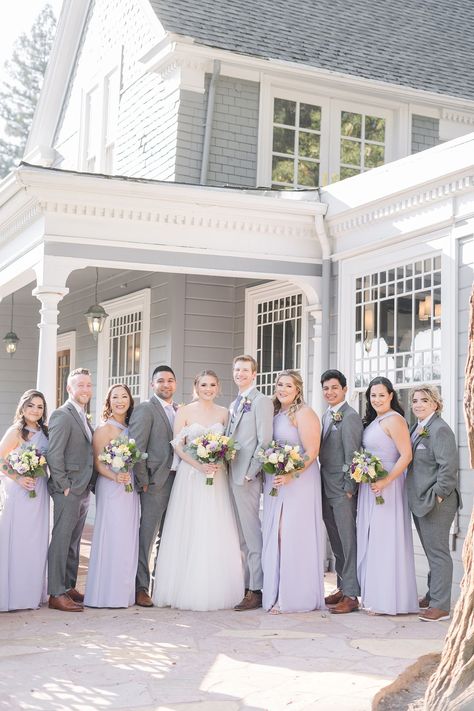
[0,390,49,611]
[356,377,418,615]
[84,384,140,608]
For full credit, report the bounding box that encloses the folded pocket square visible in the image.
[417,443,427,450]
[331,425,338,431]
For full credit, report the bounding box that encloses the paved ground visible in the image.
[0,526,448,711]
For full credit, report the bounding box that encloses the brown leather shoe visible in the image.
[49,594,83,612]
[234,590,262,611]
[135,590,154,607]
[418,607,450,622]
[330,596,359,614]
[418,595,430,609]
[324,589,344,606]
[67,588,84,604]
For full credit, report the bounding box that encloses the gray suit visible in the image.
[407,414,461,611]
[128,396,174,592]
[46,401,94,596]
[226,387,273,591]
[319,401,363,597]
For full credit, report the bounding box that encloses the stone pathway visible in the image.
[0,528,448,711]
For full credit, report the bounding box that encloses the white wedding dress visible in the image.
[152,423,244,611]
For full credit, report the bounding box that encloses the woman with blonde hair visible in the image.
[261,370,325,613]
[407,385,461,622]
[153,369,244,610]
[0,390,49,611]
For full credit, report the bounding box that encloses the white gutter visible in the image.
[314,210,331,373]
[200,60,221,185]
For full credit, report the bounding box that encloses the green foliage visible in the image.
[0,4,56,177]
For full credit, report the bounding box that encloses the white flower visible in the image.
[112,456,124,470]
[268,452,279,464]
[196,445,208,459]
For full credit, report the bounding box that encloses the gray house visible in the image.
[1,0,473,602]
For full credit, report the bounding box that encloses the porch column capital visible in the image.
[32,285,69,415]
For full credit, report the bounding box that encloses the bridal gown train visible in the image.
[153,422,244,611]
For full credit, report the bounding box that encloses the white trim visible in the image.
[96,288,151,419]
[56,330,76,369]
[338,236,455,428]
[245,281,308,392]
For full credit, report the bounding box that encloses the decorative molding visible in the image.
[0,201,43,243]
[327,175,474,236]
[441,108,474,126]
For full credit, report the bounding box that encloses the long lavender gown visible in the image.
[262,411,325,612]
[357,412,419,614]
[84,420,139,608]
[0,428,49,611]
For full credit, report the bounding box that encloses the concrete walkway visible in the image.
[0,529,447,711]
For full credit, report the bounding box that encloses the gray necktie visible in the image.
[323,409,332,436]
[232,394,242,420]
[165,403,175,428]
[80,409,92,441]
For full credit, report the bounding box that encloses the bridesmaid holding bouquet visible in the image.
[262,370,325,613]
[0,390,49,611]
[84,384,140,608]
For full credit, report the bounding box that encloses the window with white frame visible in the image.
[271,98,322,188]
[97,289,150,413]
[82,64,120,174]
[246,284,305,395]
[354,255,442,416]
[263,83,395,188]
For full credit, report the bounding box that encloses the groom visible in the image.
[129,365,178,607]
[227,355,273,611]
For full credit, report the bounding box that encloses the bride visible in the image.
[153,370,244,611]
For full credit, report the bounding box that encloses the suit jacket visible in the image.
[319,401,363,498]
[46,401,94,495]
[406,414,461,517]
[226,387,274,485]
[128,396,173,491]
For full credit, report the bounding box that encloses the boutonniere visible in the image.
[418,426,429,438]
[86,413,93,424]
[331,411,343,423]
[241,397,252,414]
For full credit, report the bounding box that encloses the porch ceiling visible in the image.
[0,164,325,298]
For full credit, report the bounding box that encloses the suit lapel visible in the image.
[151,396,173,438]
[231,388,256,432]
[412,415,436,451]
[66,401,90,441]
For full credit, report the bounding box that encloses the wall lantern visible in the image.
[3,294,20,356]
[84,268,108,340]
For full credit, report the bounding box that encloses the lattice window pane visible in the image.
[256,292,303,395]
[108,310,142,397]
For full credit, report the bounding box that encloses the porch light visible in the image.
[3,294,20,356]
[84,268,108,340]
[363,304,374,353]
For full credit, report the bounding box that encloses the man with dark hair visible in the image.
[129,365,178,606]
[319,369,363,614]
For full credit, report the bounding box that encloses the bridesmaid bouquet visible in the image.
[345,449,388,504]
[98,436,147,492]
[187,433,238,485]
[5,443,47,498]
[258,441,307,496]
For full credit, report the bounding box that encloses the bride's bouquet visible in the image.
[344,449,388,504]
[6,443,47,498]
[257,441,307,496]
[186,433,238,485]
[98,435,147,492]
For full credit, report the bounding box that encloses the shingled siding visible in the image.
[174,90,206,183]
[207,76,259,187]
[411,115,440,154]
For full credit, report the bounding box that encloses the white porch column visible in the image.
[32,286,69,415]
[307,303,324,415]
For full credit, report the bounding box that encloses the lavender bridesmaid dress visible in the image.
[84,420,139,608]
[0,428,49,611]
[262,411,325,612]
[357,412,418,614]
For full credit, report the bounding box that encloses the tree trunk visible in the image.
[424,285,474,710]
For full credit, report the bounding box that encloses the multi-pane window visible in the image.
[339,111,386,180]
[271,98,322,188]
[56,350,70,407]
[108,311,142,397]
[354,256,442,416]
[256,293,303,394]
[83,66,120,174]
